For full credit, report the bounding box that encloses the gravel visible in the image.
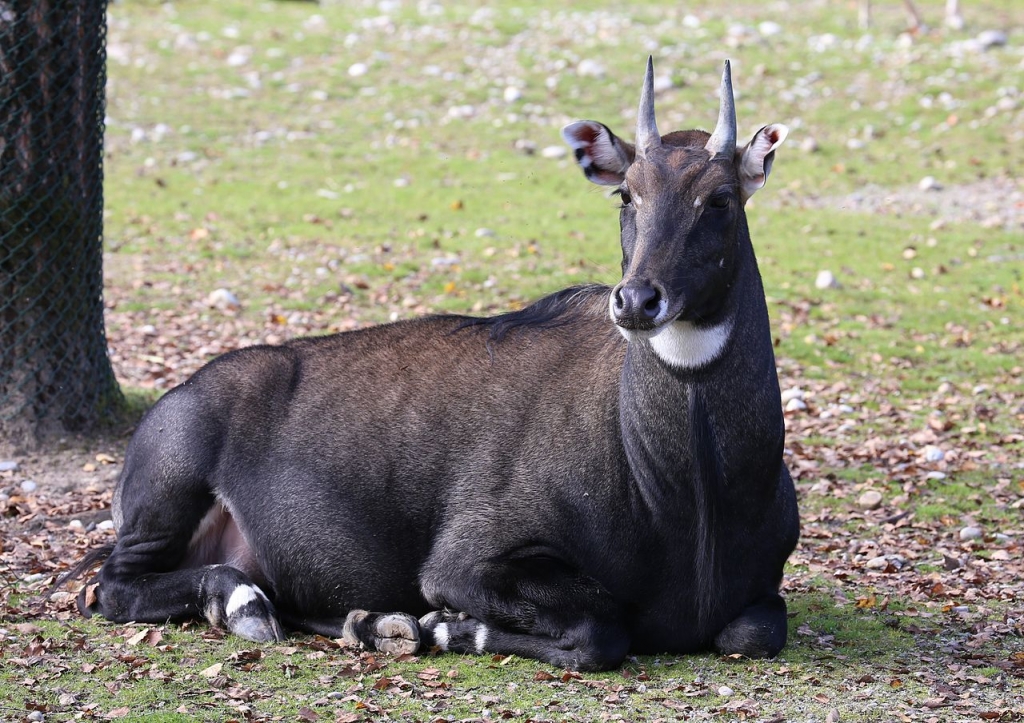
[803,176,1024,232]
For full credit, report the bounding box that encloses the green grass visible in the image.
[0,600,986,722]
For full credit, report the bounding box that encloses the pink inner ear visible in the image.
[572,124,600,147]
[765,127,781,145]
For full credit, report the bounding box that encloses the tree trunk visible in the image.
[0,0,120,449]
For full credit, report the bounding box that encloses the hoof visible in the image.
[419,609,468,627]
[202,568,285,643]
[343,610,420,656]
[223,584,285,643]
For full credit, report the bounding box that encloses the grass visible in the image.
[3,0,1023,720]
[0,602,983,722]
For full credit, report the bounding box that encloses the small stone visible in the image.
[20,480,36,493]
[799,136,819,153]
[653,74,674,93]
[226,46,251,67]
[758,21,782,37]
[717,685,734,696]
[140,324,157,336]
[910,267,926,279]
[780,387,804,404]
[858,490,883,510]
[846,138,865,150]
[922,445,945,462]
[959,526,983,541]
[503,86,522,103]
[865,555,889,569]
[347,62,368,77]
[69,520,84,529]
[576,59,606,78]
[918,176,942,191]
[97,520,115,531]
[27,712,44,723]
[996,96,1017,112]
[815,269,839,289]
[513,139,536,155]
[393,177,410,188]
[475,228,495,238]
[540,145,567,159]
[207,288,240,310]
[0,460,18,472]
[975,29,1007,49]
[785,397,807,412]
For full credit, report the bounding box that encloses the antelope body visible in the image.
[72,59,799,671]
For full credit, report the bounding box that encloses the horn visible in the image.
[635,56,661,157]
[705,59,737,158]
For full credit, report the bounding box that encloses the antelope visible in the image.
[67,58,799,671]
[858,0,964,31]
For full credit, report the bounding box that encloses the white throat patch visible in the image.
[648,319,733,369]
[608,292,734,369]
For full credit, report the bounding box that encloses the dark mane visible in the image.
[457,284,609,342]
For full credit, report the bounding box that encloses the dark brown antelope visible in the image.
[66,58,799,671]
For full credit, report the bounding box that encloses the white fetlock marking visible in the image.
[474,624,489,654]
[433,622,450,651]
[225,585,260,617]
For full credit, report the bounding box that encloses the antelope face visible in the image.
[563,58,787,366]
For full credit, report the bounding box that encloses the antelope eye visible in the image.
[708,193,731,209]
[617,188,633,207]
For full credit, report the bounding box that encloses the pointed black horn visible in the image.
[635,56,661,157]
[705,60,737,158]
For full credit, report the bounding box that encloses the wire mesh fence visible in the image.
[0,0,120,446]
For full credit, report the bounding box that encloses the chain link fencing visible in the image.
[0,0,120,447]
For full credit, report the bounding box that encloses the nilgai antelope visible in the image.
[859,0,964,31]
[68,59,799,671]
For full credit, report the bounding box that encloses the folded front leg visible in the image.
[83,562,284,643]
[418,609,628,671]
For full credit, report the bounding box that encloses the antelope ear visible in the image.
[562,121,635,186]
[737,124,788,203]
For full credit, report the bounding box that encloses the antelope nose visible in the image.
[612,283,662,327]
